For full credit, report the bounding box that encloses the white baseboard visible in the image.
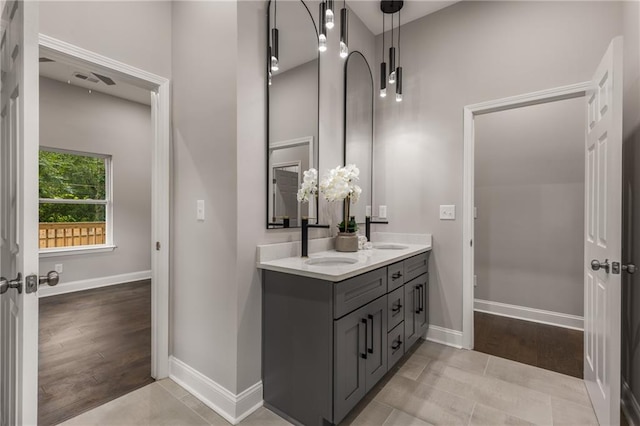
[38,270,151,298]
[426,325,463,349]
[474,299,584,331]
[169,356,263,425]
[623,380,640,426]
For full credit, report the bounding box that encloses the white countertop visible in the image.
[257,242,431,282]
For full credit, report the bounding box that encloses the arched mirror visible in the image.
[267,0,319,229]
[344,51,373,224]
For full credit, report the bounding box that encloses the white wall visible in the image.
[39,77,152,285]
[373,1,623,331]
[474,98,585,316]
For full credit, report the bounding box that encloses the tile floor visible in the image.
[60,341,598,426]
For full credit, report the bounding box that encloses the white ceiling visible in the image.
[39,49,151,106]
[348,0,459,35]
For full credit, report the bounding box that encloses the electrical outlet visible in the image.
[440,205,456,220]
[379,205,387,219]
[55,264,63,274]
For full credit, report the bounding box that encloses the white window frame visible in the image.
[38,147,115,257]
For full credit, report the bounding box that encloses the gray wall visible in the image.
[39,77,152,284]
[622,0,640,414]
[374,1,623,331]
[474,98,585,316]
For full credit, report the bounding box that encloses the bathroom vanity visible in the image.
[258,242,431,425]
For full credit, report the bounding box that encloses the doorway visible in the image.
[471,97,586,378]
[35,35,170,424]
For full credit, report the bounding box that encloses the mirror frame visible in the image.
[343,51,374,221]
[266,0,320,229]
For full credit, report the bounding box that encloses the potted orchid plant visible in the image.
[298,164,362,252]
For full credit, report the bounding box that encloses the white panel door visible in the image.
[584,36,623,426]
[0,0,39,425]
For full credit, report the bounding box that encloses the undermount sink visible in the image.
[372,243,409,250]
[305,257,358,266]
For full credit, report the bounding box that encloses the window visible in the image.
[39,148,112,253]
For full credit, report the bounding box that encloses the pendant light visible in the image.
[268,46,273,86]
[270,0,279,71]
[379,14,387,97]
[318,2,327,52]
[396,10,402,102]
[388,11,396,85]
[326,0,335,30]
[339,0,349,58]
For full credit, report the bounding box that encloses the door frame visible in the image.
[271,160,302,226]
[38,34,171,378]
[461,81,591,350]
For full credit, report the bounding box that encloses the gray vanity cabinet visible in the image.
[404,273,429,351]
[262,251,430,426]
[334,295,387,423]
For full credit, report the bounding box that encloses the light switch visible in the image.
[197,200,205,221]
[55,264,63,274]
[365,205,372,217]
[440,205,455,220]
[378,205,387,219]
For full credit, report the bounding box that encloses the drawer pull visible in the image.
[391,272,403,280]
[360,319,368,359]
[415,285,420,314]
[367,315,374,354]
[391,340,402,351]
[391,303,402,313]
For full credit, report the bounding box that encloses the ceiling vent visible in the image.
[73,72,100,84]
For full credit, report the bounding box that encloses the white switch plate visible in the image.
[440,205,456,220]
[197,200,205,221]
[365,205,372,217]
[379,205,387,219]
[55,264,63,274]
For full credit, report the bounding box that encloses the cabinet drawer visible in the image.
[387,262,405,291]
[387,286,404,332]
[334,268,387,319]
[404,252,429,283]
[387,322,404,370]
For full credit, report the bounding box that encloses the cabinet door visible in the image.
[334,305,367,423]
[364,296,388,392]
[404,282,419,350]
[415,274,429,337]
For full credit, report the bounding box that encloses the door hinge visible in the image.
[156,241,161,251]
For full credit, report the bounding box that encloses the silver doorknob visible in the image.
[591,259,610,273]
[39,271,59,287]
[0,273,23,294]
[622,264,636,274]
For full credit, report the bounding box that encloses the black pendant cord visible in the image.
[397,10,400,67]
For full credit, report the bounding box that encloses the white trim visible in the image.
[474,299,584,331]
[169,356,263,425]
[39,34,171,379]
[462,82,590,350]
[38,270,151,298]
[622,380,640,426]
[39,244,117,258]
[425,325,464,349]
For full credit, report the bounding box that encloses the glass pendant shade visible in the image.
[339,8,349,58]
[319,2,327,52]
[380,62,387,97]
[325,0,334,29]
[271,28,279,71]
[388,46,396,84]
[395,66,402,102]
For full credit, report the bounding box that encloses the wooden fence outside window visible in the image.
[39,222,106,249]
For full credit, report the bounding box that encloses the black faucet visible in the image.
[365,216,389,242]
[301,217,330,257]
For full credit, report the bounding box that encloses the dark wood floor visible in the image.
[474,311,584,379]
[39,280,153,426]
